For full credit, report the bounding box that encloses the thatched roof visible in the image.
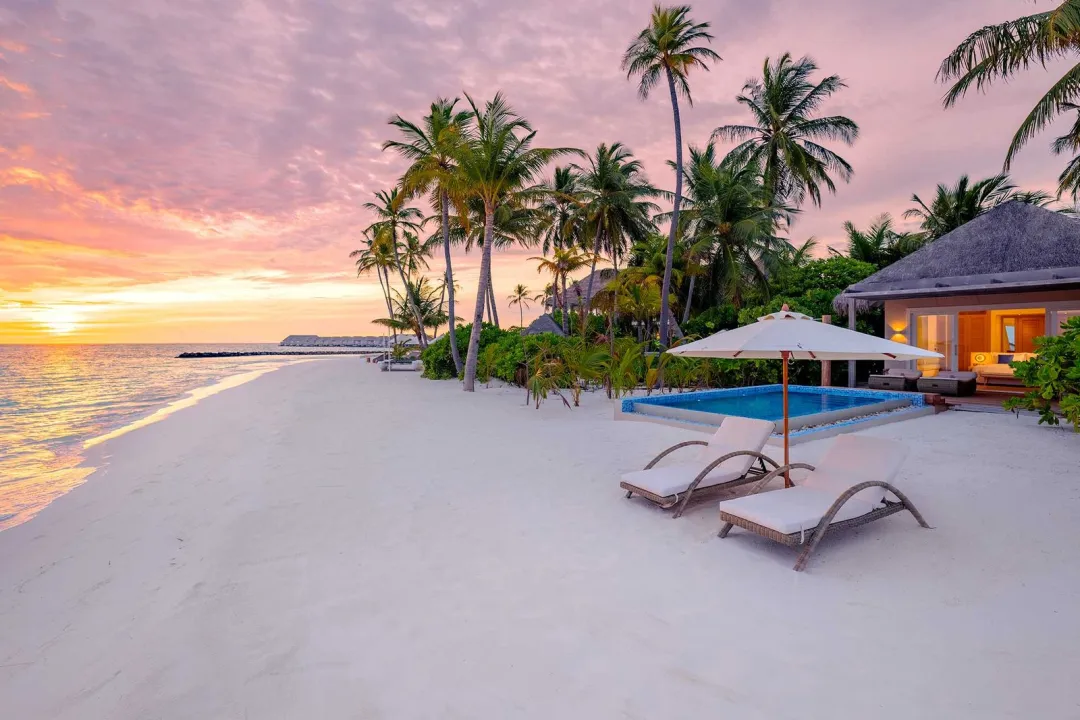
[521,313,566,336]
[548,269,618,309]
[837,202,1080,309]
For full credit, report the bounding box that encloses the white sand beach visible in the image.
[1,357,1078,719]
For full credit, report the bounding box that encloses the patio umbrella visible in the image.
[666,306,942,485]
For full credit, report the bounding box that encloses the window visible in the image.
[915,314,952,376]
[1002,318,1017,351]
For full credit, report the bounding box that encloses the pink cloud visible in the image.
[0,0,1073,341]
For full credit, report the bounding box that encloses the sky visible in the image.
[0,0,1074,344]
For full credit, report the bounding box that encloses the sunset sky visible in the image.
[0,0,1074,344]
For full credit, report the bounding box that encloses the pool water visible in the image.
[661,390,881,422]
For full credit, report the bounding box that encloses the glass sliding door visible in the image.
[914,313,953,376]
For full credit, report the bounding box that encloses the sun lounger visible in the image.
[621,417,779,518]
[916,370,977,396]
[868,367,921,392]
[715,434,931,571]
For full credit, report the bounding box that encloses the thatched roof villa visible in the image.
[838,201,1080,385]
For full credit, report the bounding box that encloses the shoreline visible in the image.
[1,358,1077,718]
[0,355,319,532]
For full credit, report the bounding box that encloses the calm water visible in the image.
[665,390,881,422]
[0,344,372,530]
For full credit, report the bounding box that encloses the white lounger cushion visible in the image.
[621,464,747,499]
[717,486,878,535]
[696,416,776,476]
[799,434,908,506]
[622,416,776,499]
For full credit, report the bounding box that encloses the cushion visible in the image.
[718,486,878,535]
[1012,353,1036,362]
[697,416,776,475]
[937,371,977,381]
[801,434,908,505]
[885,368,921,379]
[997,354,1014,364]
[621,464,746,499]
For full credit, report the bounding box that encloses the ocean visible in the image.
[0,344,372,530]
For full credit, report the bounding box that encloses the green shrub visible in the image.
[1004,316,1080,430]
[681,304,738,338]
[778,256,876,297]
[550,310,608,339]
[421,323,510,380]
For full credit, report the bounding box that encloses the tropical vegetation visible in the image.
[1004,316,1080,430]
[938,1,1080,196]
[350,2,1071,409]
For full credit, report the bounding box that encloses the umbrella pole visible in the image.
[782,350,790,488]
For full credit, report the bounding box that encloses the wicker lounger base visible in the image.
[622,446,779,519]
[622,467,767,515]
[916,377,976,396]
[867,375,915,392]
[718,479,932,571]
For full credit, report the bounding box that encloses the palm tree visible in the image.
[623,3,720,347]
[350,230,399,342]
[779,236,818,269]
[444,196,543,327]
[531,246,593,332]
[571,142,659,323]
[507,284,540,328]
[537,166,585,254]
[363,188,428,347]
[623,233,686,317]
[714,53,859,209]
[1053,105,1080,196]
[455,92,576,391]
[903,173,1058,240]
[384,98,471,373]
[663,142,788,310]
[399,230,435,281]
[938,2,1080,194]
[839,214,925,268]
[380,277,450,345]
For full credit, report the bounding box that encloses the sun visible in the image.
[36,307,83,335]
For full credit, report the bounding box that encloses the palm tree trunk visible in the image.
[488,275,500,328]
[681,274,696,324]
[560,273,569,334]
[658,65,684,349]
[390,225,429,348]
[609,253,619,359]
[377,265,396,347]
[582,227,604,332]
[441,190,462,375]
[463,206,495,392]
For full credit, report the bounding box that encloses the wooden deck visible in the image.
[939,385,1027,412]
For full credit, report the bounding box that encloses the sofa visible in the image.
[916,371,978,396]
[868,367,922,392]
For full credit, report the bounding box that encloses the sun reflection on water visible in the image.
[0,344,326,530]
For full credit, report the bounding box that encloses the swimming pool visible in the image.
[619,384,925,437]
[658,389,881,422]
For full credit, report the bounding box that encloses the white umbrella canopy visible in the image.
[667,308,943,361]
[666,306,943,486]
